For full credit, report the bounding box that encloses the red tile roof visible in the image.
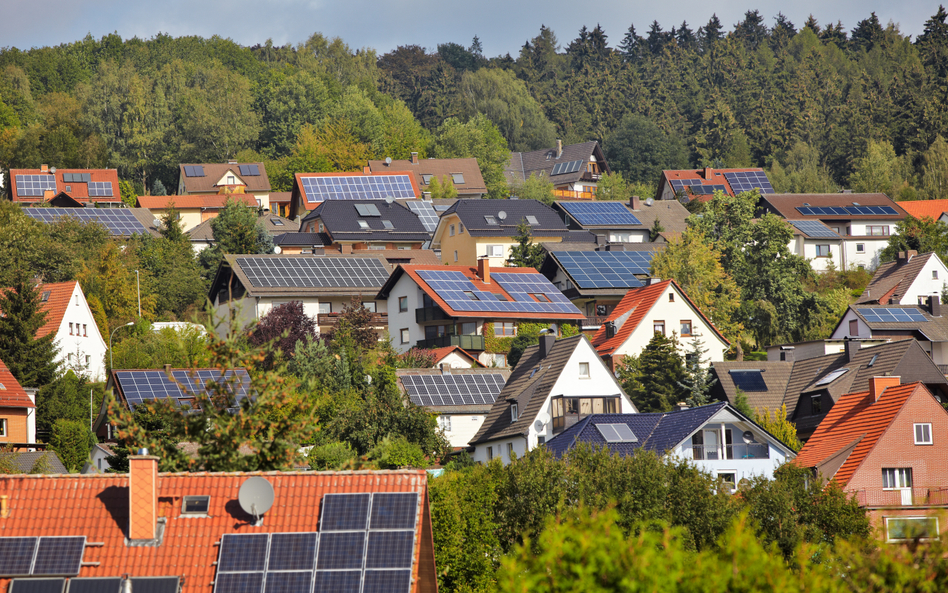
[9,168,122,204]
[137,194,258,210]
[0,470,435,592]
[428,346,486,367]
[0,281,74,340]
[793,382,924,486]
[0,358,34,408]
[658,168,767,202]
[897,199,948,220]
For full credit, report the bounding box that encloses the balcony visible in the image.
[691,443,770,460]
[852,487,948,507]
[416,334,485,351]
[317,313,388,330]
[553,189,596,200]
[582,315,608,329]
[415,306,453,324]
[581,171,603,182]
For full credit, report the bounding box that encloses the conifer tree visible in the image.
[0,270,59,387]
[677,337,716,408]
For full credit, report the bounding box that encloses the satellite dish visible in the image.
[645,198,655,206]
[50,167,56,174]
[742,431,756,444]
[385,195,394,204]
[385,157,392,165]
[273,245,282,254]
[534,419,545,432]
[537,412,551,425]
[498,211,507,220]
[238,477,274,523]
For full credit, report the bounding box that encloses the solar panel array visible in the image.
[405,201,439,232]
[400,373,507,406]
[788,220,841,238]
[729,370,767,392]
[235,257,390,289]
[66,578,123,593]
[8,578,66,593]
[183,166,205,177]
[669,179,702,191]
[595,423,638,443]
[239,164,261,176]
[559,201,642,226]
[859,308,929,323]
[723,171,775,194]
[0,537,86,576]
[87,182,114,197]
[15,175,57,197]
[62,173,91,184]
[550,160,583,176]
[552,251,657,289]
[814,368,849,386]
[300,175,416,202]
[688,184,728,195]
[22,208,147,236]
[796,205,899,216]
[417,270,578,315]
[114,369,251,410]
[213,493,419,593]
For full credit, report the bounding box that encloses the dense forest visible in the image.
[2,8,948,201]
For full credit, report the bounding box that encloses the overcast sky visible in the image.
[2,1,941,57]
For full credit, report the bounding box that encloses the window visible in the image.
[915,423,933,445]
[398,296,408,312]
[680,320,692,336]
[318,302,331,314]
[668,293,674,302]
[849,319,858,336]
[487,245,505,257]
[934,270,940,280]
[578,362,590,378]
[487,446,493,460]
[0,418,6,437]
[69,323,74,335]
[459,322,476,335]
[358,220,370,229]
[438,415,452,432]
[493,353,507,367]
[868,225,890,236]
[454,251,458,262]
[510,404,518,422]
[484,215,498,225]
[41,291,50,302]
[525,215,539,225]
[85,355,90,365]
[507,443,515,460]
[882,468,913,489]
[381,220,394,229]
[449,224,455,236]
[856,243,865,253]
[422,174,433,184]
[368,245,385,250]
[227,175,235,184]
[885,517,939,543]
[459,223,464,234]
[318,222,324,233]
[363,301,377,313]
[452,173,465,185]
[463,291,479,300]
[182,495,210,515]
[400,328,410,344]
[811,395,822,415]
[495,322,517,337]
[551,396,620,433]
[653,321,665,335]
[816,244,831,257]
[75,295,79,305]
[717,472,737,492]
[83,324,88,337]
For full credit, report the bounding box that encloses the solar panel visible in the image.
[15,175,57,196]
[355,204,380,217]
[239,164,260,177]
[184,166,205,177]
[416,270,578,315]
[267,533,318,571]
[300,175,416,202]
[31,537,86,576]
[729,370,767,392]
[312,571,362,593]
[370,493,418,530]
[552,250,657,290]
[215,572,263,593]
[217,533,270,572]
[365,531,415,569]
[264,571,312,593]
[859,308,929,323]
[688,184,728,195]
[316,532,366,570]
[723,171,775,194]
[788,220,840,239]
[796,206,898,217]
[9,579,65,593]
[115,369,251,410]
[62,173,91,184]
[235,256,391,289]
[405,201,440,232]
[22,208,148,237]
[550,160,583,176]
[87,182,114,197]
[400,373,507,407]
[595,423,637,443]
[559,202,642,226]
[363,570,412,593]
[0,537,38,575]
[814,368,848,386]
[320,493,371,531]
[127,577,181,593]
[669,179,702,191]
[66,578,122,593]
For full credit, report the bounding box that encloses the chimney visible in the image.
[931,295,942,317]
[228,159,237,165]
[440,363,449,375]
[907,250,918,261]
[128,449,159,541]
[646,277,662,286]
[478,257,490,284]
[675,402,689,411]
[845,338,859,362]
[595,234,607,248]
[630,195,640,210]
[556,139,563,159]
[539,334,555,359]
[898,251,907,261]
[41,164,49,173]
[410,152,418,164]
[869,376,901,402]
[704,166,714,180]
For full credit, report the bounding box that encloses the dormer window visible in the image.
[182,495,210,515]
[510,404,518,422]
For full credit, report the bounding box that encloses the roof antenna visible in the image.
[238,477,275,526]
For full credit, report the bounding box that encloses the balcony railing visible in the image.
[691,443,770,460]
[851,487,948,507]
[415,307,453,323]
[416,334,485,351]
[580,171,603,182]
[553,189,596,200]
[582,315,608,329]
[317,313,387,329]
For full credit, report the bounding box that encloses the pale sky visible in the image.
[1,0,941,57]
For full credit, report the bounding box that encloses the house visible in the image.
[552,196,689,243]
[655,167,775,202]
[368,153,487,198]
[397,367,509,448]
[710,339,948,441]
[793,377,948,542]
[468,334,637,464]
[540,244,663,331]
[0,358,36,447]
[89,442,117,473]
[177,161,272,209]
[545,402,796,486]
[376,259,584,366]
[897,198,948,224]
[830,301,948,366]
[855,251,948,306]
[288,171,421,220]
[590,280,730,372]
[188,212,299,253]
[758,193,908,270]
[20,206,162,238]
[432,199,591,267]
[138,193,259,232]
[9,165,123,205]
[269,191,292,217]
[0,454,439,593]
[426,346,485,368]
[299,199,431,252]
[272,232,332,255]
[505,140,610,200]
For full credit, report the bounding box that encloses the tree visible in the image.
[733,10,769,51]
[604,113,689,184]
[649,219,664,242]
[36,370,96,433]
[617,24,643,62]
[753,405,803,451]
[848,140,912,198]
[248,301,317,370]
[110,323,207,372]
[732,388,754,416]
[593,171,631,202]
[177,64,261,162]
[427,175,458,200]
[879,215,948,263]
[767,141,839,193]
[199,197,273,277]
[50,418,95,472]
[920,135,948,200]
[507,221,545,270]
[509,173,554,205]
[431,114,510,199]
[151,178,167,196]
[677,337,716,407]
[851,12,884,53]
[118,179,137,208]
[132,228,206,318]
[329,296,378,351]
[0,271,59,387]
[628,333,685,412]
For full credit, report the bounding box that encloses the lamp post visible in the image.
[109,322,135,373]
[135,270,141,318]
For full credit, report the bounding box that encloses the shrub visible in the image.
[308,442,357,470]
[369,437,426,469]
[49,419,95,472]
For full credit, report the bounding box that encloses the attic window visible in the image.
[0,383,5,390]
[358,220,370,229]
[421,174,433,184]
[452,173,465,185]
[382,220,394,229]
[510,404,519,422]
[525,215,539,225]
[181,495,210,515]
[41,291,51,302]
[494,294,508,301]
[814,368,849,386]
[355,204,380,216]
[531,293,551,303]
[485,215,498,225]
[595,423,638,443]
[271,218,284,226]
[867,354,878,367]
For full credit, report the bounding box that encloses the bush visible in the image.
[308,442,357,470]
[49,419,95,472]
[369,437,427,469]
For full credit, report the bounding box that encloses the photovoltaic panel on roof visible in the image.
[218,533,270,572]
[551,160,583,176]
[87,182,114,197]
[669,179,702,191]
[312,571,362,593]
[62,173,90,184]
[15,175,57,197]
[0,537,38,575]
[239,164,260,176]
[405,200,440,232]
[355,203,380,217]
[235,256,390,289]
[214,572,263,593]
[729,370,767,392]
[31,537,86,576]
[370,493,418,530]
[859,308,929,323]
[320,493,371,531]
[263,571,312,593]
[300,175,415,202]
[365,531,415,569]
[127,577,181,593]
[66,578,122,593]
[114,369,251,410]
[9,579,66,593]
[316,532,366,570]
[183,166,205,177]
[417,270,579,315]
[815,368,848,386]
[363,570,412,593]
[559,201,642,226]
[267,533,318,571]
[689,184,728,195]
[723,171,775,194]
[400,373,506,407]
[22,208,148,237]
[796,205,899,217]
[788,220,841,238]
[552,250,656,290]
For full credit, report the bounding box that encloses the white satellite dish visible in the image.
[742,430,756,444]
[385,157,392,165]
[498,211,507,220]
[238,477,274,524]
[385,195,395,204]
[537,412,551,425]
[645,198,655,206]
[273,245,282,254]
[533,419,544,432]
[50,167,57,174]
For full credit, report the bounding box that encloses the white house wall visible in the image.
[894,255,948,305]
[843,237,890,270]
[830,310,871,339]
[470,435,528,464]
[672,421,790,482]
[56,284,108,381]
[387,273,427,353]
[439,413,487,448]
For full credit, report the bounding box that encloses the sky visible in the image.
[1,1,942,57]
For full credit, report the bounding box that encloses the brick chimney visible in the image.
[478,257,490,284]
[129,450,159,541]
[869,376,900,402]
[410,152,418,164]
[630,195,640,210]
[41,164,49,173]
[907,250,918,261]
[704,166,714,180]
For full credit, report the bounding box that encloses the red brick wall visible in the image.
[0,408,29,443]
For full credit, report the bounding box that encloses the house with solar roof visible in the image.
[545,402,796,487]
[0,451,439,593]
[368,153,487,198]
[758,193,907,270]
[468,334,637,464]
[505,140,610,199]
[9,165,122,205]
[20,206,161,238]
[793,377,948,542]
[288,171,421,220]
[397,367,510,448]
[0,358,36,447]
[655,167,775,203]
[591,280,730,372]
[377,259,584,366]
[138,193,259,232]
[177,161,272,209]
[299,199,430,252]
[830,301,948,366]
[854,251,948,307]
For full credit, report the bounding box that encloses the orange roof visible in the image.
[659,168,768,202]
[0,358,34,408]
[137,194,257,210]
[0,469,435,592]
[0,281,75,340]
[793,382,924,486]
[9,168,122,203]
[896,199,948,221]
[428,345,486,367]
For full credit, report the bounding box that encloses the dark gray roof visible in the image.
[846,304,948,342]
[505,141,609,185]
[301,200,430,242]
[273,232,331,246]
[438,199,571,238]
[7,451,69,474]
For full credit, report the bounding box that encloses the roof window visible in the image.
[41,291,50,302]
[271,218,284,226]
[452,173,465,185]
[595,423,638,443]
[525,215,539,225]
[355,204,380,216]
[181,495,210,515]
[463,291,479,300]
[421,174,433,184]
[814,368,849,386]
[382,220,394,229]
[485,215,498,225]
[358,220,370,229]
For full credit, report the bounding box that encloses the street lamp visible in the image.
[109,322,135,372]
[134,270,141,318]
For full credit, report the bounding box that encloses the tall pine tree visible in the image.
[0,271,59,387]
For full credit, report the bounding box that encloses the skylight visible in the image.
[814,368,849,387]
[485,215,498,225]
[596,423,638,443]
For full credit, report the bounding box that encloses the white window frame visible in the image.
[885,516,939,543]
[934,270,939,280]
[454,250,458,262]
[882,468,913,489]
[717,471,738,493]
[487,245,505,258]
[914,423,933,445]
[449,224,455,236]
[493,353,507,367]
[507,442,515,460]
[438,415,452,432]
[578,362,590,379]
[816,244,831,257]
[400,328,410,344]
[363,301,377,313]
[318,302,331,314]
[510,404,518,422]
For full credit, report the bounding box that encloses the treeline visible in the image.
[3,8,948,201]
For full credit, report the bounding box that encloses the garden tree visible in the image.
[198,198,274,278]
[767,141,839,193]
[109,322,208,372]
[628,333,686,412]
[177,64,261,162]
[920,134,948,199]
[593,171,631,201]
[276,120,372,188]
[131,226,206,318]
[150,178,167,196]
[509,172,554,204]
[35,370,101,433]
[329,296,378,351]
[426,175,458,200]
[77,241,158,336]
[603,113,689,183]
[0,271,59,387]
[753,405,803,451]
[507,221,545,270]
[507,329,541,370]
[253,68,330,158]
[49,418,95,472]
[326,87,429,160]
[879,215,948,263]
[649,219,664,241]
[676,337,716,407]
[848,139,913,198]
[429,114,510,199]
[732,388,754,416]
[248,301,317,370]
